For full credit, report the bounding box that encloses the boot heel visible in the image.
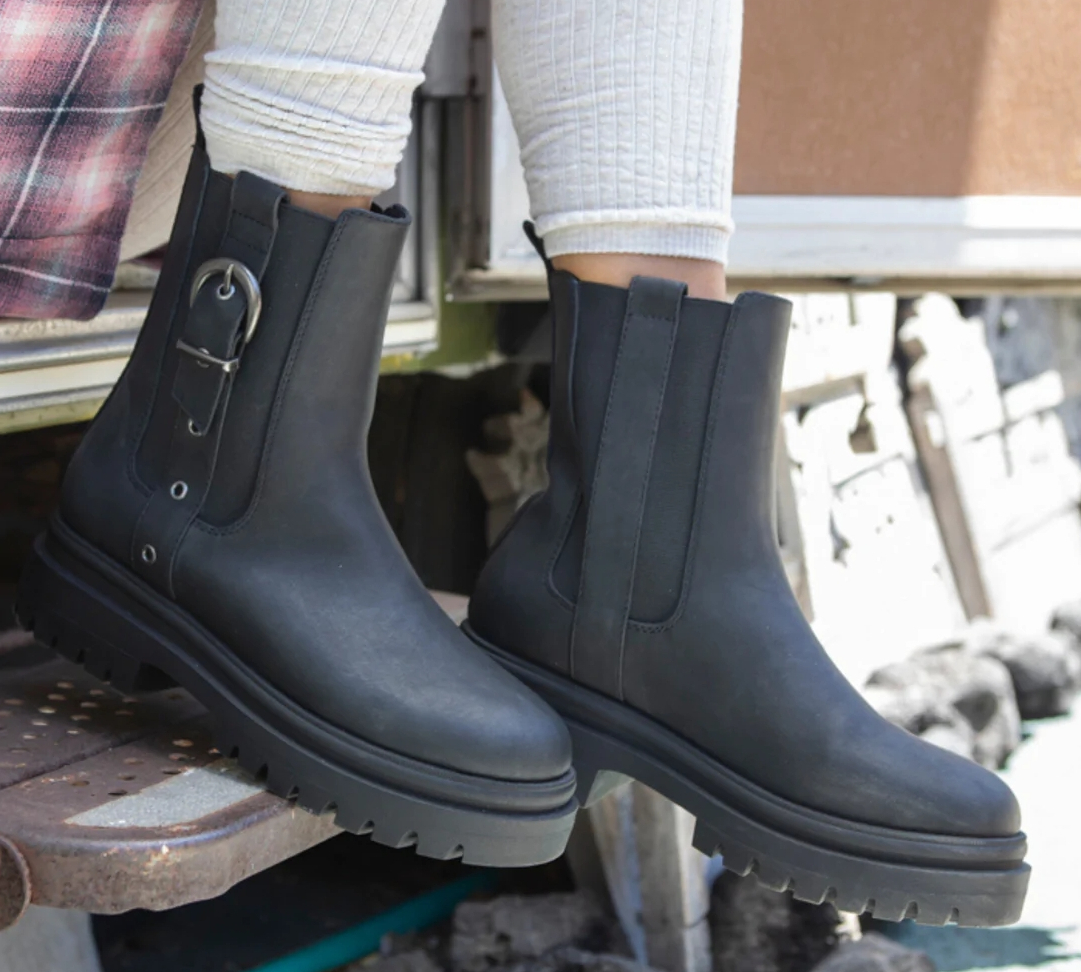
[17,537,175,694]
[564,720,633,807]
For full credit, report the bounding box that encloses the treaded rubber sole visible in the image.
[15,527,578,867]
[465,623,1031,925]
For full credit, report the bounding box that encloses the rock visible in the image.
[864,643,1022,768]
[808,932,935,972]
[966,620,1081,719]
[344,952,443,972]
[1051,600,1081,642]
[916,722,974,760]
[505,946,657,972]
[465,390,550,544]
[450,893,613,972]
[710,870,840,972]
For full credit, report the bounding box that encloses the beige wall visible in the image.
[735,0,1081,196]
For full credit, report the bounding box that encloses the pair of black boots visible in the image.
[17,116,1029,926]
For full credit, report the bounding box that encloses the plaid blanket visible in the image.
[0,0,201,320]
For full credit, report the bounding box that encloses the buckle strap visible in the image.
[569,276,685,698]
[172,174,284,433]
[131,171,285,594]
[175,340,239,374]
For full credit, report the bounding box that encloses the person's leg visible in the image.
[471,0,1028,926]
[201,0,443,217]
[493,0,741,299]
[20,0,580,868]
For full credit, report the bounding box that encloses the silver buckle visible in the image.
[175,340,239,373]
[189,258,263,344]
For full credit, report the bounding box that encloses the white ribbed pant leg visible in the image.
[201,0,445,196]
[493,0,743,264]
[198,0,742,260]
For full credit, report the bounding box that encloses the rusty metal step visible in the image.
[0,592,470,930]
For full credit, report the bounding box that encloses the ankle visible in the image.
[551,252,727,301]
[287,189,375,219]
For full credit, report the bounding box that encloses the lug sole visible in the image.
[15,527,577,868]
[465,623,1030,925]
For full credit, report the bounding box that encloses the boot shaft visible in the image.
[61,114,410,591]
[545,270,793,622]
[469,261,792,692]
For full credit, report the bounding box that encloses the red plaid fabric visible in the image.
[0,0,201,320]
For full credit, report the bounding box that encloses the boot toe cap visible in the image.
[907,735,1022,838]
[819,719,1024,838]
[467,684,573,781]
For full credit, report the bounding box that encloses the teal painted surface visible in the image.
[879,714,1081,972]
[249,871,496,972]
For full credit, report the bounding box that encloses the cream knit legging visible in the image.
[198,0,743,263]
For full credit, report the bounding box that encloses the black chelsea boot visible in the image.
[465,228,1029,918]
[16,112,577,867]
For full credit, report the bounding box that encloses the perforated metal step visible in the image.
[0,592,469,929]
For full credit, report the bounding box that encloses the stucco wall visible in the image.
[735,0,1081,196]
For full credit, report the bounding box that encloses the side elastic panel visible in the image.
[568,277,685,698]
[60,143,215,564]
[198,207,335,526]
[629,298,730,623]
[550,282,624,603]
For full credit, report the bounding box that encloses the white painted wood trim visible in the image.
[0,295,438,430]
[728,195,1081,279]
[486,192,1081,282]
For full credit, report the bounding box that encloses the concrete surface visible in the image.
[0,907,102,972]
[883,710,1081,970]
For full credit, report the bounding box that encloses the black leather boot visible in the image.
[465,230,1029,918]
[16,119,577,866]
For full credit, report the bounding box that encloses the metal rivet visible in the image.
[141,544,157,564]
[170,481,189,500]
[216,265,235,301]
[187,419,204,437]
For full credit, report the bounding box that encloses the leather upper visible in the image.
[469,263,1022,836]
[60,137,571,783]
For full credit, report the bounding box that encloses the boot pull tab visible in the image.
[191,84,206,150]
[523,222,554,273]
